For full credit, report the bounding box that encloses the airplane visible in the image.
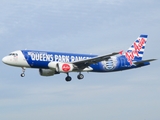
[2,34,156,82]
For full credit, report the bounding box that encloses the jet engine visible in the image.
[39,69,56,76]
[48,62,76,73]
[56,63,75,72]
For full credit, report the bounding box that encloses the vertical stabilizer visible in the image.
[124,34,147,65]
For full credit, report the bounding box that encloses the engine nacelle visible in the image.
[56,63,75,73]
[48,62,76,73]
[39,69,56,76]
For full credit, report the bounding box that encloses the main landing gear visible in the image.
[65,73,72,82]
[65,72,84,82]
[77,73,84,80]
[20,67,25,77]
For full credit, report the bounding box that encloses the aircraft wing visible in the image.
[72,52,119,69]
[133,59,157,66]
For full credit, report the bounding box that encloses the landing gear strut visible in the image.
[65,73,72,82]
[21,67,25,77]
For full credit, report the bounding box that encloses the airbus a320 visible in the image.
[2,35,156,81]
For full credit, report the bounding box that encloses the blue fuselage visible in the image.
[21,50,150,72]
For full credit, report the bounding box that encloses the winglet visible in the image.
[119,50,123,55]
[111,52,121,56]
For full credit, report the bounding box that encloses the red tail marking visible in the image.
[125,52,134,65]
[125,38,146,65]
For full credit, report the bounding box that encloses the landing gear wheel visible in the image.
[65,76,72,82]
[77,74,84,80]
[21,73,25,77]
[21,67,26,77]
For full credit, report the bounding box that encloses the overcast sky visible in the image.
[0,0,160,120]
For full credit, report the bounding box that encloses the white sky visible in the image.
[0,0,160,120]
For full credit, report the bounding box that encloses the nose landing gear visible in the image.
[21,67,25,77]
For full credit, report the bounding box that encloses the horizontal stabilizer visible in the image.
[133,59,157,65]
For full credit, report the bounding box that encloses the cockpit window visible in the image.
[9,53,18,56]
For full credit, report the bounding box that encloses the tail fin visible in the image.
[124,34,147,65]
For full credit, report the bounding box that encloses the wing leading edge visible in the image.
[72,52,119,69]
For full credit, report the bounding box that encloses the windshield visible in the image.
[9,53,18,56]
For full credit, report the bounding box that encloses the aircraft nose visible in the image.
[2,56,8,64]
